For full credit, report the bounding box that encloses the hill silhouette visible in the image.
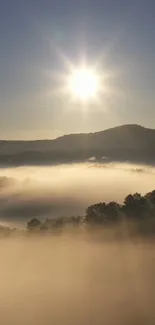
[0,124,155,165]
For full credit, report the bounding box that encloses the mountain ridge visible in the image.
[0,124,151,143]
[0,124,155,165]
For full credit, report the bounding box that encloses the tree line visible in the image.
[27,190,155,234]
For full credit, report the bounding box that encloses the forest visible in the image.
[25,189,155,236]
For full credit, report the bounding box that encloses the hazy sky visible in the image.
[0,0,155,139]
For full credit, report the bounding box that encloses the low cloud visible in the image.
[0,163,154,227]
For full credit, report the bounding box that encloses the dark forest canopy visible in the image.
[26,189,155,235]
[1,189,155,237]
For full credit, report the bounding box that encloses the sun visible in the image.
[67,67,100,101]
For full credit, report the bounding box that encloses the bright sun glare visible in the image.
[68,67,100,101]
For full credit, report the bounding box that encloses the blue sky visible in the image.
[0,0,155,139]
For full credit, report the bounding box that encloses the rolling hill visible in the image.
[0,124,155,165]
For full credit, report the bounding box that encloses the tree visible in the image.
[105,201,121,222]
[123,193,150,219]
[145,190,155,206]
[85,202,107,223]
[68,215,83,225]
[145,190,155,217]
[27,218,42,231]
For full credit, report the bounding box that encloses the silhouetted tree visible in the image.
[144,190,155,218]
[27,218,42,231]
[105,201,121,222]
[52,217,65,228]
[85,202,108,223]
[145,190,155,206]
[123,193,150,219]
[25,189,155,235]
[67,215,83,225]
[85,201,122,224]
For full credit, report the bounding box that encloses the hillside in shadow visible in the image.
[0,124,155,165]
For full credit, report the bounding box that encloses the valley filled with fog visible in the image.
[0,162,154,227]
[0,163,155,325]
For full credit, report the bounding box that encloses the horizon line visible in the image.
[0,123,152,142]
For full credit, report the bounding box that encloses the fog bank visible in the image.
[0,163,155,226]
[0,234,155,325]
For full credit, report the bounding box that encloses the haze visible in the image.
[0,163,154,227]
[0,233,155,325]
[1,0,155,323]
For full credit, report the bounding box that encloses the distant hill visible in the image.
[0,124,155,165]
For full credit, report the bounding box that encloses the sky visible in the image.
[0,0,155,139]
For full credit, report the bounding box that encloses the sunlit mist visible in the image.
[0,162,155,227]
[1,235,155,325]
